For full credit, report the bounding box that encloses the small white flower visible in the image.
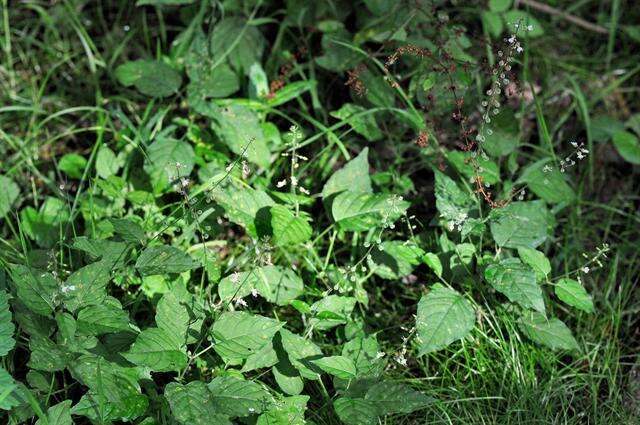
[290,176,298,187]
[230,272,240,284]
[235,298,248,308]
[375,351,386,359]
[582,266,590,274]
[61,285,76,293]
[543,164,553,173]
[276,179,287,188]
[395,354,407,367]
[251,288,259,298]
[527,24,534,31]
[181,177,190,187]
[299,186,310,195]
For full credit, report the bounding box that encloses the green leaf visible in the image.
[155,290,190,343]
[311,356,356,379]
[489,201,551,249]
[96,146,121,179]
[267,80,317,107]
[0,290,16,356]
[483,11,504,38]
[446,150,500,185]
[364,381,433,415]
[434,171,473,227]
[0,175,20,218]
[123,328,188,372]
[342,335,385,377]
[210,17,265,74]
[165,381,232,425]
[20,196,70,248]
[256,205,312,246]
[330,105,382,141]
[309,295,356,330]
[519,312,579,350]
[489,0,511,12]
[416,284,475,355]
[504,10,544,37]
[77,304,131,335]
[62,260,111,312]
[58,153,87,179]
[28,336,72,371]
[334,397,378,425]
[279,329,323,380]
[256,395,309,425]
[422,252,443,278]
[211,312,282,365]
[485,258,546,314]
[35,400,73,425]
[517,247,551,280]
[272,362,304,395]
[212,186,275,237]
[518,160,575,204]
[332,192,408,231]
[480,109,519,156]
[367,240,425,279]
[144,135,195,193]
[208,376,271,417]
[115,60,182,97]
[322,148,372,199]
[555,278,594,313]
[218,265,304,306]
[135,245,196,276]
[0,367,27,410]
[612,131,640,164]
[209,105,270,168]
[109,218,146,243]
[9,265,59,316]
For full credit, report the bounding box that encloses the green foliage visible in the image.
[0,1,632,423]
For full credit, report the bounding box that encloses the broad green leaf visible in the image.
[0,290,16,356]
[342,335,384,377]
[322,148,372,199]
[330,105,382,141]
[69,354,147,421]
[208,376,271,417]
[96,146,121,179]
[218,265,304,306]
[334,397,377,425]
[71,390,146,423]
[35,400,73,425]
[209,105,270,168]
[555,278,594,313]
[446,150,500,184]
[62,260,111,312]
[156,290,190,343]
[279,329,323,380]
[256,395,309,425]
[517,247,551,280]
[309,295,356,330]
[28,336,72,371]
[489,201,551,249]
[77,304,130,335]
[272,362,303,395]
[416,284,475,355]
[109,218,145,243]
[483,11,504,38]
[422,252,443,278]
[434,171,473,228]
[311,356,356,379]
[144,135,195,193]
[266,80,316,107]
[480,109,519,157]
[504,10,544,37]
[0,367,27,410]
[135,245,196,276]
[612,131,640,164]
[123,327,188,372]
[484,258,546,314]
[364,381,433,415]
[518,160,575,203]
[332,192,409,231]
[9,265,58,316]
[20,196,70,248]
[58,153,87,179]
[210,17,265,73]
[256,205,312,246]
[212,186,275,237]
[489,0,511,12]
[115,60,182,97]
[0,175,20,218]
[519,312,579,350]
[367,240,425,279]
[165,381,232,425]
[211,312,282,365]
